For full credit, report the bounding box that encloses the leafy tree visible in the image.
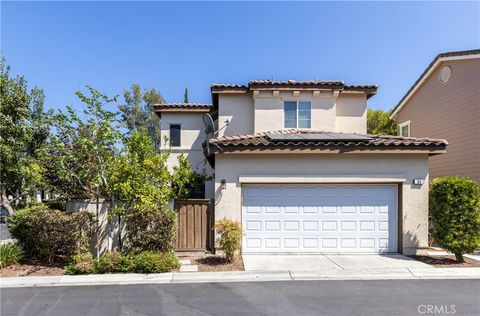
[183,87,189,103]
[118,84,165,149]
[367,109,397,135]
[0,57,51,214]
[44,86,121,258]
[430,177,480,263]
[44,86,121,201]
[108,132,172,214]
[171,154,197,199]
[108,131,199,252]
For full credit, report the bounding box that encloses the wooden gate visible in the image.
[175,199,213,252]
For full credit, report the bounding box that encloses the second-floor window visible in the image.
[399,121,411,137]
[284,101,311,128]
[170,124,181,147]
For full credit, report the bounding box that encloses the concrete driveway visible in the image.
[242,254,430,271]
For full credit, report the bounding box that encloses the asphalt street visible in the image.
[1,279,479,316]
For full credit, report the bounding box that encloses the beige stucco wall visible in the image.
[336,94,367,134]
[218,94,254,137]
[160,112,214,198]
[253,91,338,133]
[214,153,430,255]
[217,91,367,135]
[396,58,480,182]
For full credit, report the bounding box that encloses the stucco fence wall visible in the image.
[66,200,126,256]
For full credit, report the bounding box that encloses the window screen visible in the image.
[170,124,181,146]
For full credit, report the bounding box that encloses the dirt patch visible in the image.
[194,256,244,272]
[0,260,65,277]
[412,255,480,268]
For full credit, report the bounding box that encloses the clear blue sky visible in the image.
[2,1,479,112]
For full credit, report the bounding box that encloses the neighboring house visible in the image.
[390,49,480,183]
[154,79,447,255]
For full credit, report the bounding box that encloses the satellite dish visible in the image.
[202,113,215,136]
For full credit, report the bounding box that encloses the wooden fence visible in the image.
[175,199,214,252]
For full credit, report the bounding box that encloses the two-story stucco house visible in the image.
[155,79,447,255]
[390,49,480,183]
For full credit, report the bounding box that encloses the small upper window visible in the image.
[284,101,311,128]
[170,124,181,147]
[399,121,410,137]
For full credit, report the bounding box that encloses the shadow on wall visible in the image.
[214,184,224,207]
[403,230,425,255]
[66,200,125,256]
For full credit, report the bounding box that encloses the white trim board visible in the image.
[238,175,407,184]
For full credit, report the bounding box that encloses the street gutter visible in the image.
[1,268,479,288]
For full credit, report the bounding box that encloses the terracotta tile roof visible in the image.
[391,49,480,117]
[211,83,249,92]
[211,80,378,98]
[153,103,212,112]
[249,79,345,88]
[208,129,447,154]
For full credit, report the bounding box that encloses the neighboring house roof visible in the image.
[153,103,212,113]
[208,129,447,155]
[390,49,480,119]
[211,80,378,98]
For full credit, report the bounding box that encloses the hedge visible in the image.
[65,251,179,275]
[8,204,94,263]
[125,209,177,253]
[430,176,480,262]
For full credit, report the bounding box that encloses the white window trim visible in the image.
[169,123,182,147]
[283,100,312,129]
[398,120,411,137]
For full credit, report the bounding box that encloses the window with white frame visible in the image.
[284,101,311,128]
[399,121,411,137]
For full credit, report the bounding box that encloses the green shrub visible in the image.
[94,252,133,273]
[430,176,480,262]
[132,251,179,274]
[65,251,178,275]
[215,218,242,262]
[0,243,23,268]
[8,204,94,263]
[65,252,95,275]
[125,209,177,253]
[43,199,67,212]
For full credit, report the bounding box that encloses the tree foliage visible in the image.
[430,176,480,262]
[0,57,51,213]
[367,109,397,135]
[108,132,172,213]
[108,131,199,252]
[118,84,165,149]
[183,87,189,103]
[44,86,121,200]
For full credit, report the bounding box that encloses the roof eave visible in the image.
[153,108,211,113]
[209,145,447,155]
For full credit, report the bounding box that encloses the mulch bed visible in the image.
[0,259,65,278]
[411,255,480,268]
[194,256,244,272]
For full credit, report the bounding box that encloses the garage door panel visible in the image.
[242,185,397,253]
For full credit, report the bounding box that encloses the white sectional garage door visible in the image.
[242,185,397,253]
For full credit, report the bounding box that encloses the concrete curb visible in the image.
[1,268,479,288]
